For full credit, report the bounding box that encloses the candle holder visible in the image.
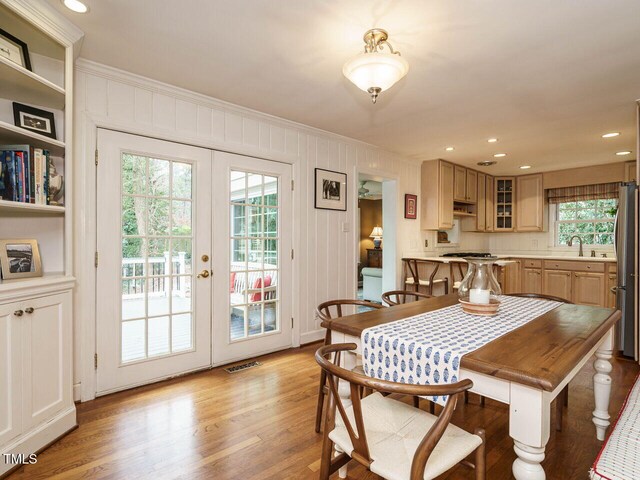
[458,256,502,316]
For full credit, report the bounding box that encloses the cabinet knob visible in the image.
[587,266,591,269]
[25,307,34,314]
[14,310,23,317]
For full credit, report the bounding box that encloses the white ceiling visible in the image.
[49,0,640,174]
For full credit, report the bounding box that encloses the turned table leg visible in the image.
[513,441,546,480]
[592,332,614,441]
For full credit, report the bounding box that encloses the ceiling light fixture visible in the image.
[602,132,620,138]
[445,147,455,151]
[477,161,497,167]
[616,151,632,156]
[487,138,498,143]
[343,28,409,104]
[494,153,507,157]
[520,165,531,170]
[63,0,88,13]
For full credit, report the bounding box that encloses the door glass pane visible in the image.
[229,170,280,341]
[120,153,195,364]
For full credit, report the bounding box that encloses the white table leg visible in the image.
[509,383,551,480]
[513,442,546,480]
[593,332,613,441]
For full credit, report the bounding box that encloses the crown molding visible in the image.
[1,0,84,49]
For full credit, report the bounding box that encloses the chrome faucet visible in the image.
[567,235,584,257]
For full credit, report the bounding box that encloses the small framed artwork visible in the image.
[315,168,347,211]
[0,239,42,280]
[13,102,57,140]
[405,194,418,219]
[0,28,32,71]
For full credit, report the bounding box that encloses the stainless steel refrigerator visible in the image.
[614,182,637,358]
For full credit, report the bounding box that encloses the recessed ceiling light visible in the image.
[487,138,498,143]
[63,0,88,13]
[493,153,506,157]
[616,151,632,156]
[602,132,620,138]
[477,161,497,167]
[445,147,455,151]
[520,165,531,170]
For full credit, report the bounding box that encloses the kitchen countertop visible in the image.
[411,254,616,263]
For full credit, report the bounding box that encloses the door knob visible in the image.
[197,269,210,278]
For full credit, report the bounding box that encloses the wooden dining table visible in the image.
[321,294,620,480]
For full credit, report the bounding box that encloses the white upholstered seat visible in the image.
[329,392,482,480]
[405,278,446,286]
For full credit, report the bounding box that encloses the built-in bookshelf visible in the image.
[0,0,76,280]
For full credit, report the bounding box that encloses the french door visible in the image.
[212,151,293,365]
[96,130,212,394]
[95,131,293,394]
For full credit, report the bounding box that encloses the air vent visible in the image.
[224,361,262,374]
[477,161,497,167]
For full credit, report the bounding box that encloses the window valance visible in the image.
[546,182,621,204]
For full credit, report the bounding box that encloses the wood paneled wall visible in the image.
[73,60,422,400]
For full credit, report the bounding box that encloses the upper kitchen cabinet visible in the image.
[485,174,494,231]
[453,165,477,203]
[421,159,454,230]
[515,174,546,232]
[495,177,515,231]
[625,161,637,182]
[476,172,486,231]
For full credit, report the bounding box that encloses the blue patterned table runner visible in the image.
[362,296,561,404]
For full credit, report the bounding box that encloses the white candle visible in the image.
[469,288,491,305]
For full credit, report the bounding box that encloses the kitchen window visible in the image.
[554,199,617,246]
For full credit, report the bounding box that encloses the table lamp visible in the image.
[370,226,383,249]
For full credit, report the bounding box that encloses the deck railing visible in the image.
[122,252,188,299]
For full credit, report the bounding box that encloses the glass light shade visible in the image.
[458,257,502,304]
[343,52,409,93]
[369,226,383,238]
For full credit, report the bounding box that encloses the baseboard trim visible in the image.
[300,329,324,345]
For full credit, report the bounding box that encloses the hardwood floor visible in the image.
[6,344,638,480]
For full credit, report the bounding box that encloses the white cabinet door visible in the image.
[0,303,21,446]
[21,293,72,430]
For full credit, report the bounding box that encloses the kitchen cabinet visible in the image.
[515,174,545,232]
[476,172,486,231]
[421,160,454,230]
[466,170,478,203]
[495,177,515,231]
[625,161,637,182]
[454,165,467,202]
[522,267,543,294]
[607,268,617,309]
[0,287,75,477]
[572,272,606,307]
[485,175,494,232]
[502,259,522,294]
[543,269,573,302]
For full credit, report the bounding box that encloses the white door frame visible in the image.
[78,118,301,401]
[354,167,400,296]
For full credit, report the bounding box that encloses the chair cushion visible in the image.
[329,392,482,480]
[405,278,445,286]
[362,267,383,278]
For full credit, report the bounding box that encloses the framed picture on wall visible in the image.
[315,168,347,211]
[0,28,32,71]
[0,239,42,280]
[404,194,417,219]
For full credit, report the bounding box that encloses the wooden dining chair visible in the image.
[510,292,573,432]
[381,290,433,306]
[402,258,450,295]
[315,299,385,433]
[316,343,486,480]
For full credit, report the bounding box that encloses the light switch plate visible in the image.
[341,222,350,232]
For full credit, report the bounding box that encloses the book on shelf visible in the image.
[0,144,54,206]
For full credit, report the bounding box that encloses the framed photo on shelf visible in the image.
[0,239,42,280]
[315,168,347,211]
[0,28,32,71]
[404,193,418,219]
[13,102,57,140]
